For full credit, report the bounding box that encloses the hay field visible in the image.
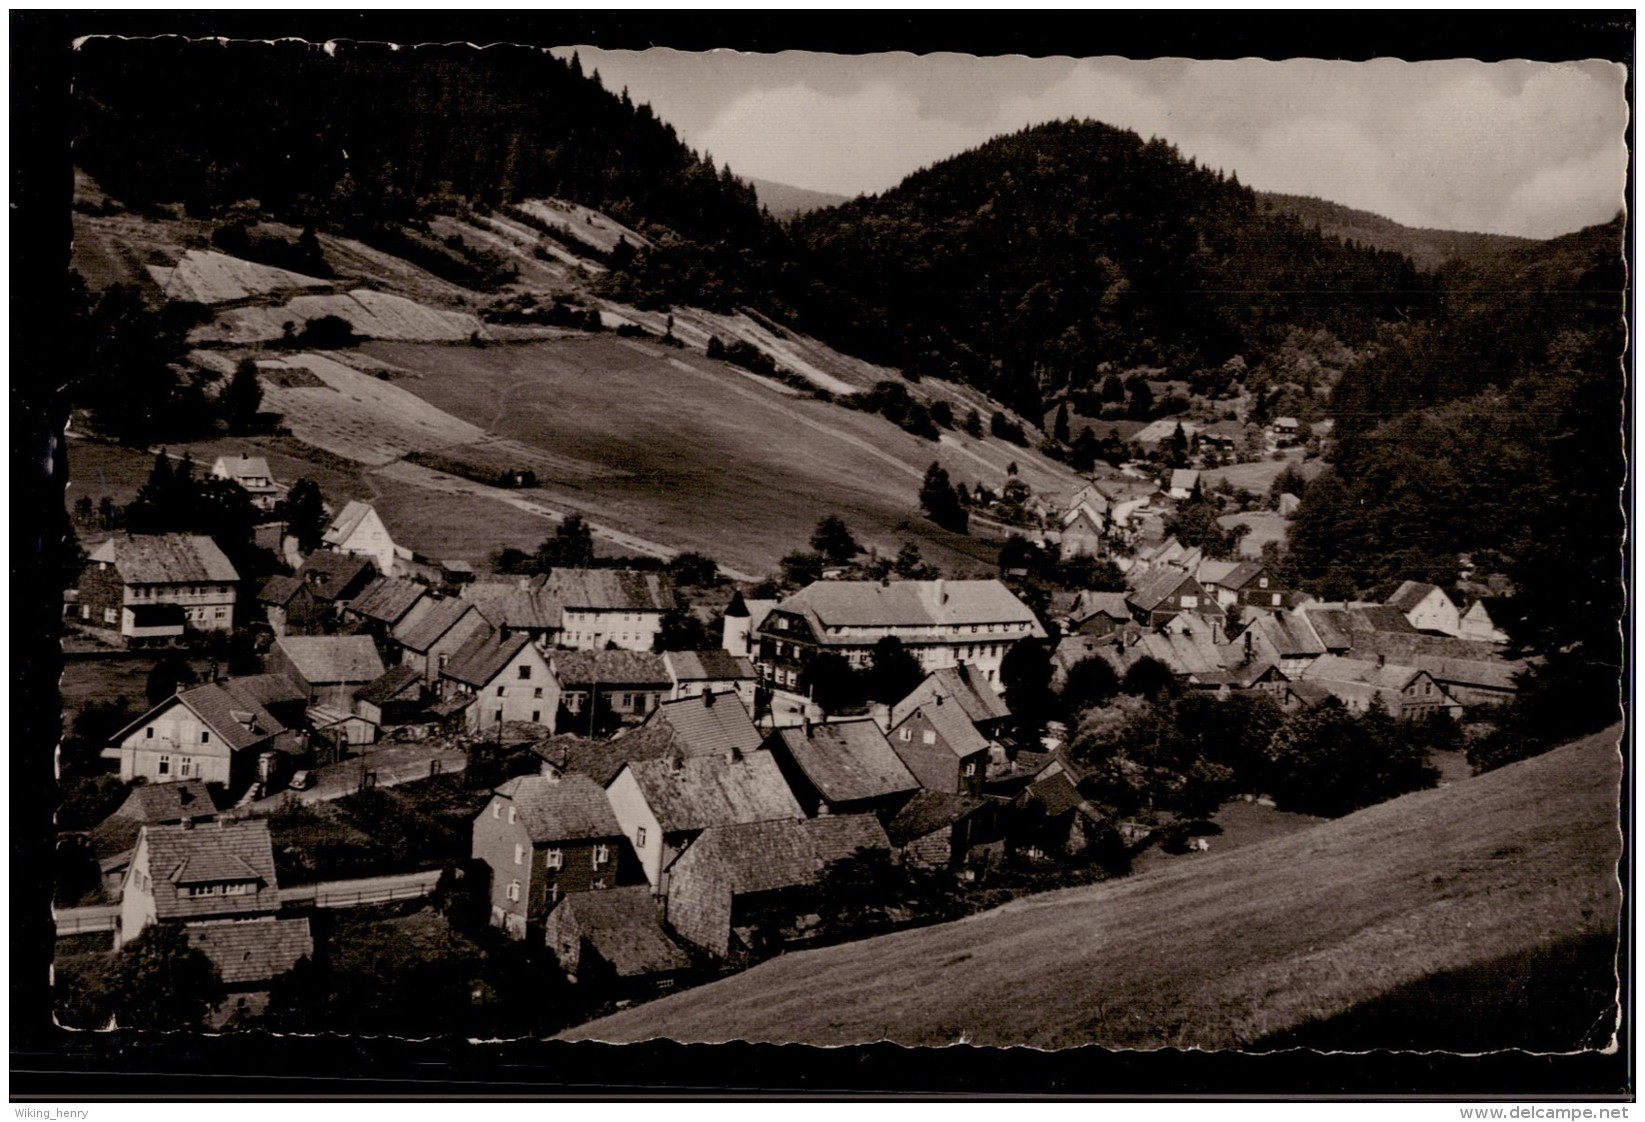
[566,725,1622,1050]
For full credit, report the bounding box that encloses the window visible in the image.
[514,843,525,865]
[158,755,171,775]
[200,730,211,744]
[593,844,610,867]
[636,826,647,848]
[545,849,563,869]
[1271,594,1281,606]
[518,665,531,680]
[494,710,503,724]
[898,728,911,742]
[103,608,118,624]
[506,880,521,901]
[180,757,193,778]
[497,686,506,697]
[492,803,500,819]
[146,727,155,739]
[214,608,226,619]
[508,806,517,825]
[533,687,543,699]
[963,761,978,777]
[922,730,937,746]
[531,711,541,723]
[1180,595,1198,609]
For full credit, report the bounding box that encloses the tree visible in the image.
[146,653,197,706]
[1053,402,1071,444]
[919,462,968,533]
[667,551,721,587]
[282,479,326,555]
[929,400,954,428]
[1168,422,1190,468]
[654,606,711,652]
[892,541,937,579]
[867,636,924,705]
[810,515,860,564]
[106,923,226,1030]
[537,513,595,569]
[1000,639,1055,736]
[1100,373,1126,403]
[1122,656,1179,700]
[1127,378,1155,419]
[1060,655,1120,719]
[221,359,264,433]
[1069,426,1100,472]
[963,410,984,438]
[799,651,866,715]
[1264,703,1439,817]
[781,551,826,587]
[1165,495,1248,560]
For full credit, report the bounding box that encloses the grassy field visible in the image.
[564,725,1623,1050]
[1220,511,1289,559]
[64,439,158,520]
[1201,451,1323,495]
[59,655,215,733]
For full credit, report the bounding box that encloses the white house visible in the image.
[664,650,757,712]
[210,453,281,512]
[1388,580,1462,636]
[322,500,398,576]
[105,683,283,790]
[440,630,560,734]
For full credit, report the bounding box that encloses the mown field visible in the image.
[564,725,1623,1050]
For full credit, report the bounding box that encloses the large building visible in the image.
[753,579,1045,696]
[77,534,240,645]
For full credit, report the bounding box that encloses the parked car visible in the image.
[290,770,316,791]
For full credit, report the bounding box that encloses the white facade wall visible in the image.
[559,608,666,652]
[605,767,668,888]
[462,646,559,734]
[334,508,398,577]
[118,838,158,949]
[117,705,235,785]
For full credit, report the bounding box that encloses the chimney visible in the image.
[803,716,813,738]
[241,452,249,462]
[702,690,716,708]
[934,691,944,707]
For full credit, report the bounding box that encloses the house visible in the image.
[352,664,426,729]
[344,575,428,636]
[1198,560,1286,611]
[267,635,386,711]
[1272,416,1301,439]
[884,790,1002,870]
[118,819,282,948]
[1066,591,1134,637]
[544,568,678,652]
[1059,502,1107,557]
[886,696,994,797]
[321,499,398,576]
[766,718,920,818]
[85,779,223,889]
[1457,598,1510,643]
[1130,536,1204,576]
[1167,469,1201,501]
[754,579,1046,699]
[543,885,693,993]
[606,750,804,889]
[1408,656,1521,706]
[541,692,765,793]
[390,596,490,683]
[78,534,239,645]
[888,665,1014,738]
[1015,756,1118,860]
[1239,610,1327,674]
[1277,492,1303,517]
[440,630,559,735]
[663,814,890,959]
[105,684,282,789]
[295,550,377,614]
[552,649,671,730]
[472,773,641,939]
[461,575,559,645]
[1088,625,1234,688]
[1388,581,1462,636]
[255,575,325,637]
[187,916,315,1027]
[1198,420,1246,451]
[210,453,281,513]
[720,591,778,661]
[218,672,310,732]
[1125,568,1221,628]
[663,649,756,712]
[1298,654,1462,718]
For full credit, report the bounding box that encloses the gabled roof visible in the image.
[296,550,375,598]
[1169,469,1200,492]
[220,673,308,710]
[1388,580,1449,613]
[672,815,889,897]
[1301,654,1426,692]
[443,630,536,689]
[1061,502,1105,530]
[889,664,1011,728]
[392,596,483,653]
[552,649,669,690]
[87,534,239,586]
[352,664,424,706]
[349,576,428,626]
[637,693,764,760]
[897,697,993,760]
[493,773,623,843]
[621,751,802,834]
[1069,591,1133,625]
[537,732,674,788]
[885,790,992,847]
[773,580,1044,633]
[773,719,919,804]
[1195,559,1240,588]
[186,916,312,987]
[110,683,282,754]
[664,650,754,682]
[141,820,281,921]
[256,575,308,607]
[461,581,560,632]
[274,635,385,685]
[114,779,221,824]
[322,499,379,547]
[1409,656,1520,692]
[213,455,274,482]
[1126,568,1201,614]
[553,886,692,977]
[544,568,677,613]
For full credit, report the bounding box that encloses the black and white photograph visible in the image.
[12,12,1634,1103]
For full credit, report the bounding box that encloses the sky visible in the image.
[554,49,1627,240]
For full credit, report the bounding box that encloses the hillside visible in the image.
[564,725,1622,1050]
[1259,192,1536,271]
[747,176,853,219]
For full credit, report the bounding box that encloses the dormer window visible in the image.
[507,806,517,825]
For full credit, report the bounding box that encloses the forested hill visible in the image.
[1258,192,1536,271]
[72,38,767,248]
[786,120,1440,415]
[747,177,853,219]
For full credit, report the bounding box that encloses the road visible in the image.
[238,741,469,815]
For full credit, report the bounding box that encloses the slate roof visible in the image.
[115,780,221,823]
[1388,580,1447,613]
[275,635,385,685]
[222,673,309,710]
[349,576,428,626]
[443,630,534,689]
[352,664,423,706]
[296,551,375,599]
[462,581,560,632]
[322,500,377,547]
[141,820,281,921]
[673,815,890,897]
[622,752,802,834]
[1301,654,1425,692]
[1068,591,1133,625]
[256,575,307,607]
[494,774,623,843]
[110,684,282,753]
[1127,568,1201,614]
[885,790,992,847]
[536,734,671,787]
[87,534,239,586]
[553,886,691,978]
[392,596,482,652]
[1409,656,1521,692]
[664,650,754,682]
[213,455,275,485]
[1195,559,1240,588]
[552,649,669,690]
[901,697,993,760]
[889,664,1012,729]
[545,569,677,613]
[774,719,919,804]
[774,580,1044,635]
[186,917,312,987]
[643,693,764,759]
[1168,469,1200,493]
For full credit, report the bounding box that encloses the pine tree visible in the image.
[1053,402,1071,444]
[222,359,264,433]
[919,462,968,534]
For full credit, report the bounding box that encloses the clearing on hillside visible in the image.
[563,725,1622,1050]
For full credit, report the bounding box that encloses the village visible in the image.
[53,404,1528,1033]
